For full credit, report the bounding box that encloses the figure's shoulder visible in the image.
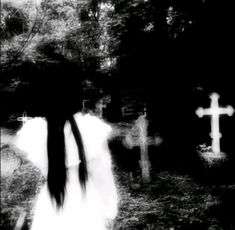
[17,117,47,136]
[74,113,112,140]
[73,113,112,160]
[17,117,47,142]
[15,117,48,175]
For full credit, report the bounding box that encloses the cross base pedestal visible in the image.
[197,150,227,166]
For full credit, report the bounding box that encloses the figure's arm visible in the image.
[88,142,118,221]
[12,118,48,176]
[74,113,119,221]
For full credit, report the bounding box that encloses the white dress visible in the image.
[15,113,118,230]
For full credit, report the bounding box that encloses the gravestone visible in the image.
[1,146,22,177]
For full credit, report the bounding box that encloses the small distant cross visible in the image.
[17,112,32,125]
[82,99,89,113]
[196,93,234,154]
[96,99,107,118]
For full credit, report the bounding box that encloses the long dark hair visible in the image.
[47,115,88,209]
[18,60,87,208]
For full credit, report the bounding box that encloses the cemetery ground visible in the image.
[1,143,235,230]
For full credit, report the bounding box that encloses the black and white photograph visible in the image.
[1,0,235,229]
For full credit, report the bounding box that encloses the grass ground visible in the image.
[1,146,235,230]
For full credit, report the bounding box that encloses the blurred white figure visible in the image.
[15,113,118,230]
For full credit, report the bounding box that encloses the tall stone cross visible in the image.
[196,93,234,154]
[135,113,151,183]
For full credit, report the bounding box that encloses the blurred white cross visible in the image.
[123,113,152,183]
[196,93,234,154]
